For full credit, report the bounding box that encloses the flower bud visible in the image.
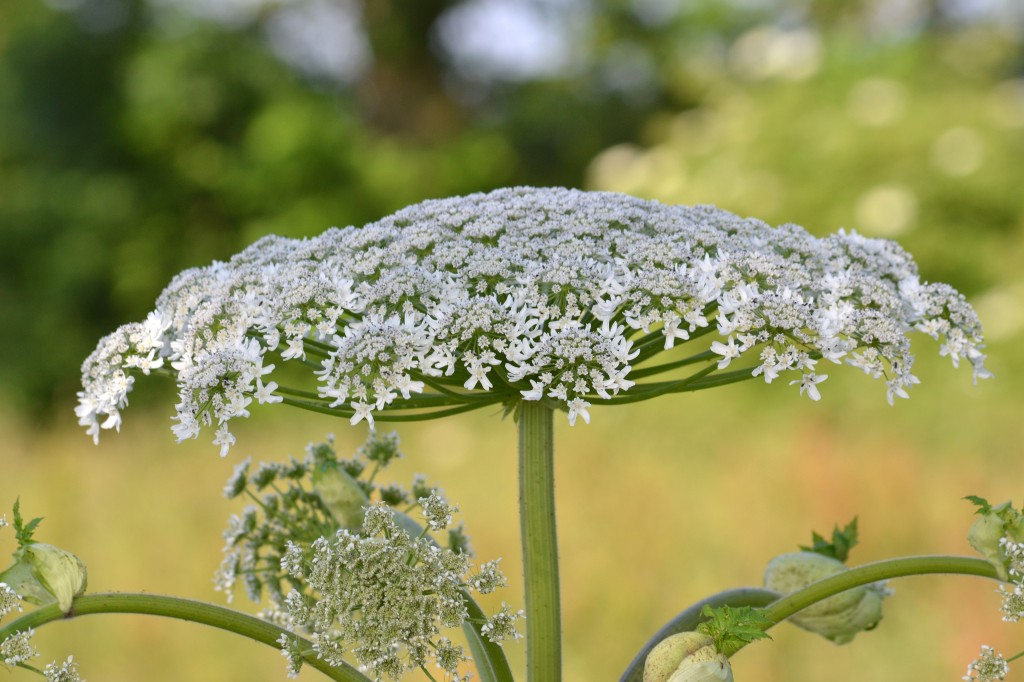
[764,552,886,644]
[644,632,733,682]
[967,501,1024,581]
[0,543,88,614]
[312,464,369,529]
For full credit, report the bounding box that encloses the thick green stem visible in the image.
[518,401,561,681]
[728,555,1002,656]
[0,593,371,682]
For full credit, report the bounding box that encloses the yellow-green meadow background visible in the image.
[2,1,1023,681]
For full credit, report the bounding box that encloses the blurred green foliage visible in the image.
[1,0,1022,418]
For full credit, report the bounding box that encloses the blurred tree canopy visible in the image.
[1,0,1022,417]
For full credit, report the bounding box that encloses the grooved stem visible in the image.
[518,402,561,681]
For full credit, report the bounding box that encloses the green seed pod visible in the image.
[312,463,370,529]
[644,632,733,682]
[0,543,88,614]
[764,552,886,644]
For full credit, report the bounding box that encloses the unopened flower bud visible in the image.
[0,544,87,614]
[312,463,369,529]
[967,501,1024,580]
[644,632,733,682]
[764,552,886,644]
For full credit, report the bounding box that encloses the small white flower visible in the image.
[349,402,375,429]
[521,380,546,401]
[566,398,591,426]
[213,424,236,458]
[710,338,741,369]
[791,373,828,401]
[254,379,282,405]
[463,363,493,392]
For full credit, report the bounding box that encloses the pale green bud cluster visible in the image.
[764,552,887,644]
[644,632,733,682]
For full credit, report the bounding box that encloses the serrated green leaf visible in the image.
[11,498,44,548]
[799,517,858,562]
[697,604,772,652]
[964,495,992,515]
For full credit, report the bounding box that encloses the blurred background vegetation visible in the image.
[1,0,1023,680]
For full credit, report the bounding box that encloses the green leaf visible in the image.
[799,517,858,562]
[11,498,44,548]
[696,604,772,653]
[964,495,993,515]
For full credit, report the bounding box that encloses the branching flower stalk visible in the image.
[74,187,991,680]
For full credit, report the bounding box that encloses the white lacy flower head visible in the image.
[78,187,990,455]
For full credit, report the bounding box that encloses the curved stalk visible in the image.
[518,402,561,681]
[0,593,371,682]
[727,555,1001,656]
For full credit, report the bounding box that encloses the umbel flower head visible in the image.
[78,187,989,454]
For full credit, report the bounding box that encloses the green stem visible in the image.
[729,555,1002,656]
[518,401,561,682]
[618,588,780,682]
[0,593,371,682]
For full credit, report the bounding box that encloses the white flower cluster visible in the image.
[964,645,1009,681]
[998,537,1024,623]
[280,502,519,681]
[1,628,37,668]
[0,583,21,619]
[43,656,85,682]
[78,187,989,454]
